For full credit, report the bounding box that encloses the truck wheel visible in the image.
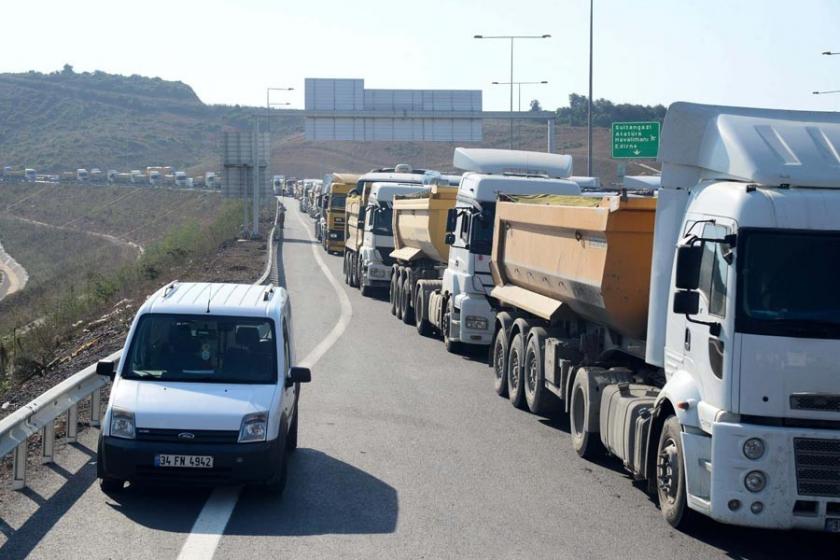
[343,254,350,285]
[525,328,554,415]
[389,273,398,316]
[415,289,433,337]
[354,257,362,289]
[360,282,371,297]
[657,415,694,528]
[507,333,527,409]
[395,274,404,320]
[569,368,604,458]
[401,277,414,324]
[442,301,462,354]
[492,327,509,397]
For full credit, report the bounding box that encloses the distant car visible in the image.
[96,282,310,494]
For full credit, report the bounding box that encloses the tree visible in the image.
[61,64,74,75]
[555,93,666,127]
[529,99,543,112]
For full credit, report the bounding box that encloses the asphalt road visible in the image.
[1,197,838,559]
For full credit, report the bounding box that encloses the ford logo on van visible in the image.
[178,432,195,440]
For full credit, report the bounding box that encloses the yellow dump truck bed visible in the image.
[391,185,458,264]
[344,194,363,253]
[490,194,657,338]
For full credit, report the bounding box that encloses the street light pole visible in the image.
[266,87,294,134]
[588,0,594,176]
[475,34,551,150]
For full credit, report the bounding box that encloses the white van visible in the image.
[96,282,310,494]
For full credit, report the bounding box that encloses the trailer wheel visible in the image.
[401,276,414,324]
[524,328,554,415]
[569,368,604,458]
[656,415,694,528]
[394,272,404,320]
[343,253,350,285]
[389,272,398,316]
[507,333,527,409]
[492,326,509,397]
[415,288,433,337]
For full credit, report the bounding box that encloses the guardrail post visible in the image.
[66,404,78,443]
[90,388,102,428]
[12,442,26,489]
[41,420,55,464]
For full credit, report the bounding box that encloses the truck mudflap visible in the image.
[599,383,659,476]
[701,421,840,531]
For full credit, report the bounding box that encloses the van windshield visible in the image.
[122,314,278,383]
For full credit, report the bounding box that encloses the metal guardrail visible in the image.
[0,350,122,489]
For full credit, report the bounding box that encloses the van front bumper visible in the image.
[99,435,284,485]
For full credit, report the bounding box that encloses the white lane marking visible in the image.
[176,198,353,560]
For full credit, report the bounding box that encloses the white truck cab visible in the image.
[96,282,310,494]
[441,148,581,350]
[358,182,430,292]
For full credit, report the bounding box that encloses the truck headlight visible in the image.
[110,409,136,440]
[238,412,268,443]
[370,268,386,278]
[465,316,489,330]
[744,470,767,493]
[329,232,339,239]
[743,438,765,460]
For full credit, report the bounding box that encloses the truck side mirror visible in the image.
[675,245,703,290]
[444,232,456,245]
[673,290,700,315]
[446,208,457,233]
[96,360,116,381]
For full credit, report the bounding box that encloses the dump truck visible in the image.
[343,166,433,291]
[487,102,840,532]
[392,148,580,353]
[322,173,359,254]
[342,182,430,296]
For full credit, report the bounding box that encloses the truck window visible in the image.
[698,224,729,317]
[459,211,471,244]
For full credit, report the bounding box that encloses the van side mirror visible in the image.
[673,290,700,315]
[444,232,456,245]
[97,360,116,381]
[287,366,311,387]
[675,245,703,290]
[446,208,457,232]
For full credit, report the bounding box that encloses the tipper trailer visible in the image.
[487,102,840,532]
[391,148,581,353]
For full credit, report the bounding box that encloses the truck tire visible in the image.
[389,273,398,316]
[569,368,605,458]
[343,253,350,285]
[524,328,555,415]
[442,300,462,354]
[394,273,404,320]
[415,288,433,337]
[657,415,695,528]
[492,327,509,397]
[507,333,527,409]
[354,257,363,289]
[360,282,371,297]
[401,276,414,324]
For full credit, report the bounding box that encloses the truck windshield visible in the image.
[737,229,840,339]
[330,194,347,209]
[122,314,278,383]
[470,202,496,255]
[370,203,393,235]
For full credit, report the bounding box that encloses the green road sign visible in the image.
[611,121,660,159]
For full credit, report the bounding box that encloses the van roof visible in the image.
[140,282,285,319]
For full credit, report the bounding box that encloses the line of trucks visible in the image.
[0,165,219,188]
[289,102,840,533]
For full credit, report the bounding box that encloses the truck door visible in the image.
[679,220,733,409]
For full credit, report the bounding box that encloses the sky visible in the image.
[2,0,840,112]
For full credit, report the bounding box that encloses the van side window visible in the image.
[699,223,729,317]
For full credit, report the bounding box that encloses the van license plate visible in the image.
[155,454,214,468]
[826,519,840,533]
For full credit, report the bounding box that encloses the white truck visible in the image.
[395,148,581,353]
[76,168,89,182]
[174,171,188,187]
[488,102,840,531]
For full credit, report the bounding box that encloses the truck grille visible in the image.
[791,394,840,412]
[794,438,840,497]
[135,428,239,444]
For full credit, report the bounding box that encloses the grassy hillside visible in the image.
[0,67,658,185]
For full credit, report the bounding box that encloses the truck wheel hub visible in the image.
[657,439,679,502]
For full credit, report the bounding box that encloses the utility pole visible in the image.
[587,0,594,176]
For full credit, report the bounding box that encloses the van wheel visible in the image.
[657,415,695,528]
[415,288,433,337]
[493,327,509,397]
[401,277,414,325]
[525,328,554,415]
[507,333,527,409]
[265,450,288,496]
[569,368,604,458]
[286,406,298,452]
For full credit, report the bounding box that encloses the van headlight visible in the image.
[465,316,489,330]
[238,412,268,443]
[110,409,136,440]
